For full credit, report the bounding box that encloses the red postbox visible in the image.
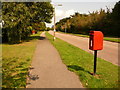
[89,31,104,75]
[89,31,103,50]
[32,30,35,34]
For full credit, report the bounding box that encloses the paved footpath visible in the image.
[26,32,83,88]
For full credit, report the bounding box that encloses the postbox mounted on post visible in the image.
[89,31,103,50]
[89,31,104,75]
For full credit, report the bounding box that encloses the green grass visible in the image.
[46,32,119,88]
[59,31,120,43]
[58,31,89,38]
[2,32,42,88]
[104,37,120,43]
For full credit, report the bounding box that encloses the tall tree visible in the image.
[110,1,120,36]
[2,2,53,43]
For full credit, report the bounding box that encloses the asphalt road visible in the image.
[49,31,119,66]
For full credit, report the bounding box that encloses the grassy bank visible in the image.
[58,31,120,43]
[2,32,41,88]
[46,32,119,88]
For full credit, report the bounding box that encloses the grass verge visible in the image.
[104,37,120,43]
[2,32,42,88]
[46,32,119,88]
[59,31,120,43]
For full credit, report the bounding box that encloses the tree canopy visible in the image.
[56,1,120,37]
[2,2,53,43]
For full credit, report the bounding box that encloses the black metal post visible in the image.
[94,50,97,75]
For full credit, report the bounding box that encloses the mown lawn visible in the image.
[2,32,41,88]
[59,31,120,43]
[46,32,119,88]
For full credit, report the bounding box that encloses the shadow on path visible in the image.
[26,67,39,86]
[29,36,45,41]
[28,74,39,81]
[39,36,45,40]
[28,67,39,81]
[67,65,91,74]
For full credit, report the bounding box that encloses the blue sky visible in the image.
[46,0,119,27]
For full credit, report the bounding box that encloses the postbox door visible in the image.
[89,31,94,50]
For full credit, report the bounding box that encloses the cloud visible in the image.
[56,9,64,17]
[46,9,76,27]
[56,9,76,18]
[65,9,76,17]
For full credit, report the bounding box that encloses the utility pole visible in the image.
[53,7,56,41]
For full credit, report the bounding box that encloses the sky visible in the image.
[46,0,119,27]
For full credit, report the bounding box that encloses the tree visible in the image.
[110,1,120,36]
[2,2,53,43]
[56,1,119,37]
